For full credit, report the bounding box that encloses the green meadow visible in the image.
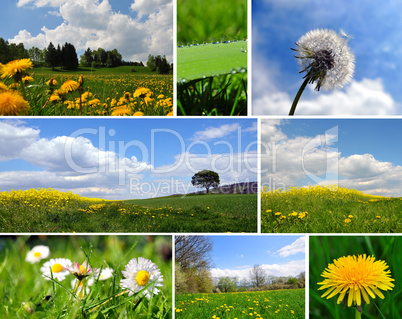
[175,289,305,319]
[0,189,257,233]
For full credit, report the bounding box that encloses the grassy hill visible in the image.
[261,185,402,233]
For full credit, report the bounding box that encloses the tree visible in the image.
[175,236,213,270]
[249,264,266,288]
[217,277,238,293]
[61,42,78,70]
[45,42,57,70]
[175,236,214,294]
[191,170,220,194]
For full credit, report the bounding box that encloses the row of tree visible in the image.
[0,38,29,64]
[0,37,171,74]
[175,236,305,294]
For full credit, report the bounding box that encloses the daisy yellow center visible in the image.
[79,265,87,274]
[34,252,41,258]
[51,263,64,273]
[136,270,150,286]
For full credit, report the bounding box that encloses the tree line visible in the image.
[0,37,171,74]
[175,236,305,294]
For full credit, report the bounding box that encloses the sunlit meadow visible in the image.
[0,189,257,233]
[261,185,402,233]
[175,289,305,319]
[0,235,172,318]
[0,60,173,116]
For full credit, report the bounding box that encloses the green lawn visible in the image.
[176,289,305,319]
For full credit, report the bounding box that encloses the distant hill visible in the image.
[190,181,258,195]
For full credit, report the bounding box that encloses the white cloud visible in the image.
[0,122,40,161]
[11,0,173,62]
[275,237,305,257]
[260,121,402,197]
[252,53,399,115]
[192,123,241,141]
[211,259,305,280]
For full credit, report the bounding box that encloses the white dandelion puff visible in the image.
[120,257,163,299]
[289,28,355,115]
[293,28,355,91]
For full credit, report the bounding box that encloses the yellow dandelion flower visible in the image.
[49,94,60,102]
[111,106,131,116]
[0,81,8,92]
[343,218,351,223]
[88,99,101,106]
[133,87,151,98]
[157,94,165,99]
[0,58,33,80]
[133,111,144,116]
[46,78,58,86]
[0,90,30,115]
[22,75,34,84]
[60,80,79,94]
[275,212,281,216]
[167,110,173,116]
[318,254,394,307]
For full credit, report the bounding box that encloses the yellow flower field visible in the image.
[261,185,401,233]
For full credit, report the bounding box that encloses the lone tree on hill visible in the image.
[191,170,220,194]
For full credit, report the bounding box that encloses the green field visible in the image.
[0,189,257,233]
[5,65,173,116]
[0,235,172,318]
[175,289,305,319]
[261,186,402,233]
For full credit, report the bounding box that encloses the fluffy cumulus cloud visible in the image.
[211,259,305,281]
[261,120,339,188]
[275,237,305,257]
[252,54,399,115]
[11,0,173,62]
[0,122,153,199]
[0,121,257,199]
[261,120,402,196]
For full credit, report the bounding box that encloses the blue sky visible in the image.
[0,0,172,63]
[209,235,305,280]
[261,119,402,197]
[0,119,257,200]
[253,0,402,115]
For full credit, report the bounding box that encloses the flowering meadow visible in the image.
[261,185,402,233]
[175,289,305,319]
[0,189,257,233]
[0,235,172,318]
[310,236,400,318]
[0,59,173,116]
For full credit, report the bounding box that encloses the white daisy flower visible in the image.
[40,258,72,281]
[120,257,163,299]
[293,28,355,91]
[96,267,114,281]
[25,245,50,263]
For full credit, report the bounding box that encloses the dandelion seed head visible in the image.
[294,29,355,91]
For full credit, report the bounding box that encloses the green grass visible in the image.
[178,42,247,81]
[8,65,173,115]
[177,0,247,44]
[0,235,172,318]
[0,193,257,233]
[310,236,401,319]
[261,187,402,233]
[177,0,247,116]
[175,289,305,318]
